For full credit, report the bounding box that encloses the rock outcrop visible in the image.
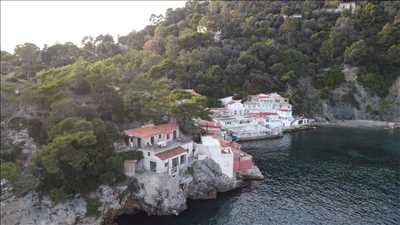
[1,179,88,225]
[1,158,261,225]
[237,166,265,180]
[184,158,238,199]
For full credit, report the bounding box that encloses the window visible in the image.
[159,134,162,139]
[150,136,154,145]
[173,130,177,140]
[172,157,179,168]
[147,152,150,157]
[165,162,169,167]
[167,133,170,139]
[150,161,156,172]
[180,155,186,164]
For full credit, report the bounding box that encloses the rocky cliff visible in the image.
[1,158,259,225]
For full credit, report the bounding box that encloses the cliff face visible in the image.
[0,158,248,225]
[301,66,400,122]
[1,179,90,225]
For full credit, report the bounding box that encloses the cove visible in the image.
[117,127,400,225]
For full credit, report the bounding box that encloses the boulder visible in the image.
[185,158,237,200]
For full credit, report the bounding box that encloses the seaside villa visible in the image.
[196,136,254,178]
[124,123,194,177]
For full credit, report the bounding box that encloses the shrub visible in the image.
[50,188,68,204]
[314,66,345,89]
[119,151,143,161]
[28,118,48,145]
[0,162,17,181]
[86,197,101,217]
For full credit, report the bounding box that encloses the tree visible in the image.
[169,90,209,133]
[149,14,164,25]
[48,98,80,126]
[344,40,369,66]
[94,34,120,58]
[14,43,42,80]
[165,35,179,60]
[124,76,173,123]
[38,117,119,195]
[0,162,17,181]
[127,31,145,50]
[41,42,81,67]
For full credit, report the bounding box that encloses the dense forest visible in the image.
[1,1,399,201]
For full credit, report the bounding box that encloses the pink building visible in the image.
[198,119,222,134]
[212,136,254,173]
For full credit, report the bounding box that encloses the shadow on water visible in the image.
[117,127,400,225]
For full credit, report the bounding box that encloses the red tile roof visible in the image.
[198,120,221,129]
[124,123,178,138]
[155,146,187,160]
[212,136,241,150]
[248,112,278,117]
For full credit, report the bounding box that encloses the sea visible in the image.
[118,127,400,225]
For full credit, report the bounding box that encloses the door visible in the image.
[172,157,178,173]
[150,161,156,172]
[173,130,177,140]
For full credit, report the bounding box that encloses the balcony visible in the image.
[139,135,193,153]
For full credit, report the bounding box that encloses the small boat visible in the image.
[229,128,283,142]
[231,133,283,142]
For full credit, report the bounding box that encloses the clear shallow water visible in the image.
[118,127,400,225]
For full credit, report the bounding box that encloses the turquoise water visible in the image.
[118,127,400,225]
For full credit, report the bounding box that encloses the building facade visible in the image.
[124,123,194,177]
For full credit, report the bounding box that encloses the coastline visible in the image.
[316,120,400,129]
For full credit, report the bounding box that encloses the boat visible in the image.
[227,125,283,142]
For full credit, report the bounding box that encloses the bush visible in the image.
[358,72,388,97]
[86,197,101,217]
[0,162,17,181]
[314,66,345,89]
[13,172,38,195]
[119,151,143,161]
[28,118,48,145]
[50,188,68,204]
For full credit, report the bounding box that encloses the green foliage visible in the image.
[358,72,387,97]
[86,197,101,217]
[2,0,399,200]
[0,162,17,181]
[118,151,144,161]
[38,117,120,195]
[169,90,210,134]
[27,118,48,145]
[344,40,369,66]
[123,75,172,123]
[50,188,69,204]
[314,66,345,89]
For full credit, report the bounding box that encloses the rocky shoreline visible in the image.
[315,119,400,129]
[1,158,264,225]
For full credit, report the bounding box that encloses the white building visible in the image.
[336,2,356,13]
[197,25,208,33]
[124,123,194,177]
[196,136,234,178]
[220,96,234,105]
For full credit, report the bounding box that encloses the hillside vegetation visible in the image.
[1,1,399,199]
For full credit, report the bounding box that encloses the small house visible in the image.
[124,123,194,177]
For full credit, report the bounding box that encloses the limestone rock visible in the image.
[237,166,265,180]
[185,158,237,200]
[127,173,187,215]
[0,191,87,225]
